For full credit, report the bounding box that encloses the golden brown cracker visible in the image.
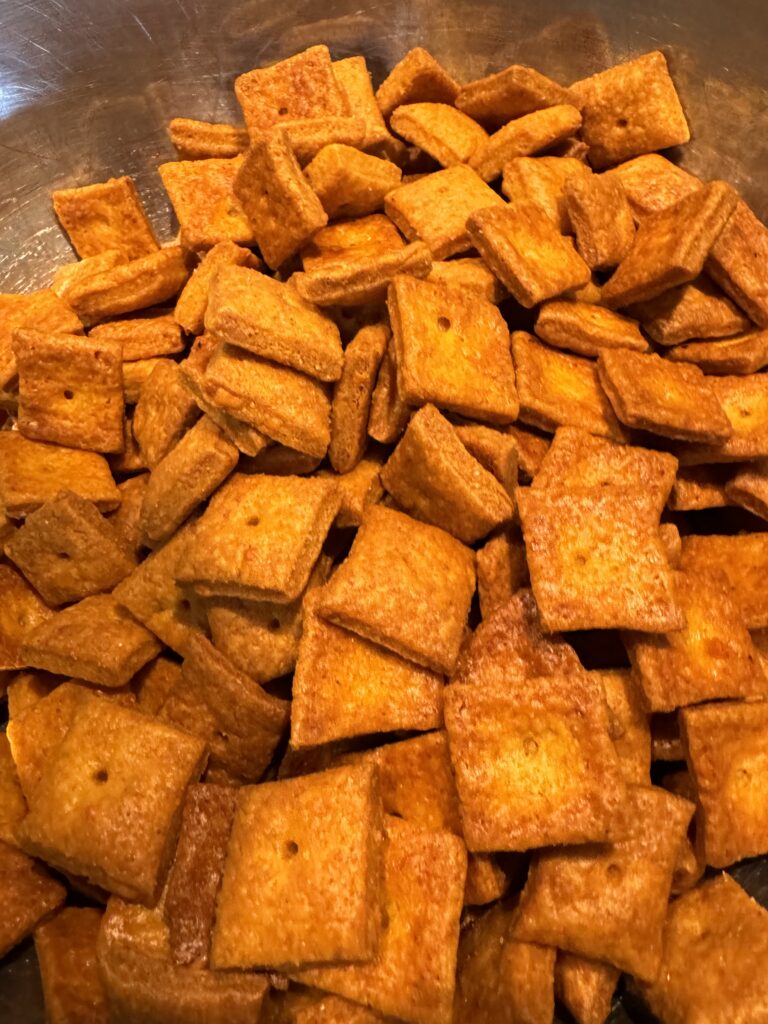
[304,144,402,218]
[301,213,404,272]
[501,155,590,233]
[555,953,620,1024]
[133,359,200,468]
[133,655,181,716]
[454,422,518,495]
[427,257,506,303]
[725,459,768,520]
[0,732,26,847]
[375,47,460,118]
[52,175,159,260]
[168,117,249,159]
[564,169,635,269]
[390,102,487,167]
[367,336,410,445]
[292,239,432,307]
[629,275,751,346]
[329,323,388,473]
[0,288,83,390]
[174,240,259,335]
[475,527,529,618]
[51,249,126,303]
[708,196,768,327]
[0,841,66,959]
[457,62,572,128]
[665,327,768,375]
[469,103,582,182]
[668,465,730,511]
[108,473,149,558]
[34,906,108,1024]
[0,566,53,672]
[535,300,648,356]
[122,356,171,404]
[604,152,700,218]
[676,373,768,463]
[596,669,651,784]
[333,55,400,155]
[320,455,384,528]
[159,155,256,251]
[506,423,550,480]
[91,311,185,361]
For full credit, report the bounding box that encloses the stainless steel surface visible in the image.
[1,0,767,1020]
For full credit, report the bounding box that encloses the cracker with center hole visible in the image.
[681,700,768,867]
[455,423,518,494]
[475,527,529,618]
[375,47,459,118]
[0,433,120,518]
[233,131,328,269]
[0,733,26,846]
[389,275,518,424]
[726,459,768,519]
[0,289,83,390]
[512,332,627,441]
[133,360,200,468]
[506,423,550,479]
[293,816,466,1024]
[304,144,402,218]
[301,213,405,272]
[174,241,260,336]
[159,156,257,251]
[211,762,384,970]
[333,56,401,156]
[456,63,573,129]
[34,906,108,1024]
[91,311,185,361]
[18,695,205,903]
[535,301,648,356]
[134,655,181,716]
[66,247,189,327]
[5,490,136,606]
[501,156,590,233]
[139,415,239,545]
[469,104,582,182]
[316,505,475,675]
[604,152,701,218]
[601,182,739,308]
[518,486,682,632]
[633,874,768,1023]
[555,953,620,1024]
[513,784,693,981]
[0,841,66,959]
[467,204,591,307]
[320,455,385,528]
[381,405,514,544]
[168,117,249,160]
[564,170,635,269]
[291,589,443,749]
[666,327,768,375]
[427,257,506,303]
[175,473,338,602]
[21,594,160,687]
[570,51,690,169]
[0,567,52,673]
[329,323,388,474]
[13,329,124,453]
[453,588,580,689]
[675,373,768,463]
[292,239,432,307]
[390,103,487,167]
[668,464,730,510]
[160,635,289,784]
[708,197,768,327]
[597,669,651,786]
[367,336,409,444]
[445,674,625,851]
[384,166,505,260]
[598,348,732,443]
[629,275,751,346]
[454,902,555,1024]
[52,175,159,260]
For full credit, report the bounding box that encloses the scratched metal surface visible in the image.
[1,0,768,1020]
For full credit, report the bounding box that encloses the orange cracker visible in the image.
[0,841,65,959]
[518,485,682,632]
[535,300,648,356]
[174,240,259,335]
[455,423,518,494]
[501,155,591,232]
[0,433,120,517]
[427,257,506,303]
[122,356,171,404]
[467,203,591,307]
[668,464,730,510]
[726,460,768,519]
[333,55,401,156]
[445,673,625,851]
[293,816,466,1024]
[506,423,550,480]
[211,762,384,970]
[389,274,518,424]
[19,696,205,902]
[513,784,694,980]
[51,248,126,302]
[675,373,768,463]
[390,102,487,167]
[233,130,328,269]
[604,152,701,219]
[367,336,410,444]
[463,853,508,908]
[453,588,581,689]
[133,359,200,468]
[469,104,582,182]
[300,213,404,272]
[292,239,432,307]
[708,196,768,327]
[597,348,732,443]
[456,62,573,128]
[381,404,514,544]
[681,700,768,867]
[329,323,388,474]
[555,953,620,1024]
[52,175,159,260]
[5,490,136,606]
[175,472,338,602]
[133,654,181,716]
[601,182,739,308]
[320,455,384,529]
[454,902,555,1024]
[564,169,636,269]
[0,733,26,846]
[512,332,627,441]
[13,328,124,453]
[384,165,505,259]
[665,327,768,375]
[168,117,249,160]
[629,275,751,346]
[159,155,256,251]
[304,144,402,218]
[91,310,185,360]
[570,51,690,169]
[475,527,529,618]
[596,670,651,784]
[21,593,161,687]
[316,505,475,675]
[264,115,367,166]
[0,567,53,673]
[375,47,460,118]
[0,288,83,390]
[34,907,108,1023]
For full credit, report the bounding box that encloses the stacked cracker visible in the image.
[0,41,766,1024]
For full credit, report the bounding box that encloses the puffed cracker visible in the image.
[159,156,256,251]
[564,170,635,269]
[301,213,405,272]
[91,310,185,360]
[604,152,700,218]
[680,532,768,628]
[666,327,768,375]
[304,144,402,218]
[332,55,402,156]
[501,155,590,232]
[52,175,159,260]
[427,257,506,303]
[390,102,487,167]
[174,240,260,335]
[122,356,170,404]
[535,301,648,356]
[168,117,249,159]
[51,249,126,302]
[292,239,432,307]
[629,275,751,346]
[375,47,460,118]
[456,62,573,128]
[469,104,582,182]
[329,323,388,473]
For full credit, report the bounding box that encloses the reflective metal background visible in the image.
[1,0,767,1020]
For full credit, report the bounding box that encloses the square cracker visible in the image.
[629,275,751,346]
[427,257,506,303]
[21,593,160,687]
[454,902,555,1024]
[91,311,185,361]
[570,51,690,169]
[34,907,108,1023]
[14,329,124,453]
[467,203,591,307]
[681,700,768,867]
[512,332,627,441]
[390,103,487,168]
[0,288,83,390]
[445,674,626,851]
[389,274,518,425]
[233,130,328,269]
[555,954,619,1024]
[159,156,256,251]
[0,841,66,959]
[174,240,258,335]
[632,873,768,1023]
[300,213,404,272]
[290,589,442,749]
[18,696,206,902]
[133,360,201,469]
[52,175,159,260]
[456,62,572,128]
[501,155,590,233]
[601,182,739,308]
[597,348,732,443]
[291,240,432,308]
[469,104,582,182]
[726,460,768,520]
[675,374,768,463]
[707,197,768,327]
[5,490,136,606]
[168,117,249,160]
[175,473,339,602]
[315,505,476,675]
[204,265,343,383]
[475,528,529,618]
[384,166,505,260]
[304,144,402,218]
[381,404,514,545]
[535,300,648,356]
[666,327,768,376]
[518,486,682,632]
[333,55,399,155]
[375,47,459,118]
[329,323,388,474]
[293,816,466,1024]
[625,566,767,712]
[564,170,636,270]
[513,785,694,981]
[0,566,52,672]
[211,762,384,970]
[0,433,120,518]
[604,152,700,219]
